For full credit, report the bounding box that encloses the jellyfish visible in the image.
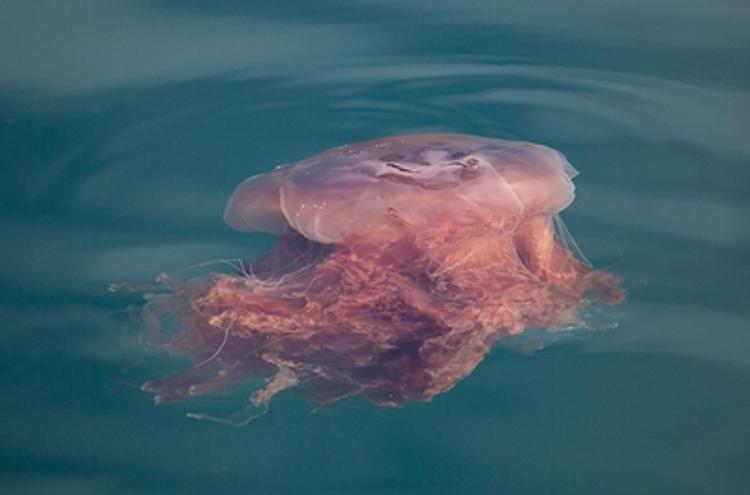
[129,133,623,424]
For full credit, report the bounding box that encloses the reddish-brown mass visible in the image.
[132,134,623,421]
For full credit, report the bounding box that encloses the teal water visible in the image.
[2,1,749,494]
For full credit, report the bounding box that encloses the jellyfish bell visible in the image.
[137,133,623,424]
[224,134,578,244]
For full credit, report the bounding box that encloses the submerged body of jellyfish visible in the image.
[129,133,623,424]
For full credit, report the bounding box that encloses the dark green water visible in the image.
[2,1,749,494]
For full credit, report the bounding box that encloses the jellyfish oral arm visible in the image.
[514,215,623,304]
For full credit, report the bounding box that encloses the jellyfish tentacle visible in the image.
[185,402,269,427]
[194,319,233,368]
[183,356,301,426]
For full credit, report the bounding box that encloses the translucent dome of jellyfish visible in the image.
[133,133,623,424]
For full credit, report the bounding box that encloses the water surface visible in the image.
[1,1,749,494]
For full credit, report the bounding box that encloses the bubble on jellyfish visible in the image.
[118,133,623,425]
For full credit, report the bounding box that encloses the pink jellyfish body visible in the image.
[135,134,623,422]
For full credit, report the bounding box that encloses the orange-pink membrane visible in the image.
[135,134,622,423]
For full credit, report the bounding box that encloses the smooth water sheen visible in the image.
[1,1,749,494]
